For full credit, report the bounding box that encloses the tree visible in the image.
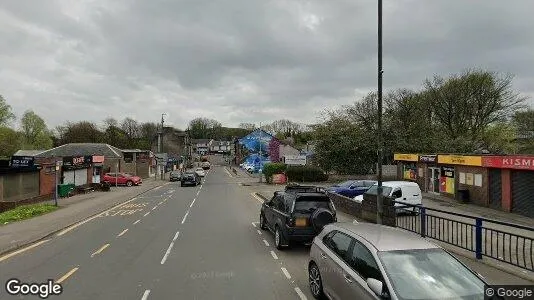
[20,110,53,150]
[121,117,140,147]
[0,127,22,157]
[478,123,518,154]
[188,118,222,139]
[512,109,534,154]
[102,117,128,148]
[424,69,526,141]
[139,122,159,149]
[58,121,104,144]
[0,94,15,126]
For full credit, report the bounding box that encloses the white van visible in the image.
[353,181,422,212]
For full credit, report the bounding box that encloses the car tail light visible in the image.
[287,217,294,226]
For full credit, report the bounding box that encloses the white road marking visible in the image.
[281,267,291,279]
[161,231,180,264]
[263,239,270,247]
[190,199,196,208]
[196,190,200,196]
[251,222,257,228]
[91,243,110,257]
[257,230,262,235]
[158,201,163,205]
[295,287,307,300]
[270,251,278,260]
[133,220,141,225]
[154,186,162,191]
[143,212,150,217]
[56,267,79,284]
[181,211,189,224]
[0,239,50,262]
[131,197,137,201]
[251,193,264,204]
[117,229,128,237]
[141,289,151,300]
[152,206,157,210]
[224,168,233,177]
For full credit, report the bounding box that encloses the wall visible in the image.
[1,171,40,202]
[328,192,361,217]
[103,158,123,174]
[455,166,489,206]
[279,144,300,160]
[40,165,57,196]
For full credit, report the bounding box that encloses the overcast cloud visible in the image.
[1,0,533,130]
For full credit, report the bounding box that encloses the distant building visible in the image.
[210,140,232,154]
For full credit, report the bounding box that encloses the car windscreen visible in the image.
[365,185,392,196]
[335,181,354,188]
[294,197,332,212]
[183,173,195,178]
[378,249,484,300]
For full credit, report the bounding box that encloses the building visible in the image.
[122,149,154,178]
[394,153,534,218]
[209,140,232,154]
[192,139,213,155]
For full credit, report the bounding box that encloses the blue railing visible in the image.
[394,201,534,272]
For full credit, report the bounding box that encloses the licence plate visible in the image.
[295,218,307,227]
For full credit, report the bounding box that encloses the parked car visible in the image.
[353,181,422,213]
[326,180,377,198]
[201,161,211,170]
[102,173,142,187]
[259,185,337,249]
[181,172,201,187]
[308,222,493,300]
[195,167,206,177]
[169,171,182,182]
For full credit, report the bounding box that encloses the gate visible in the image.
[488,169,502,209]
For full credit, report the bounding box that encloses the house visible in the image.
[192,139,213,155]
[209,140,232,154]
[121,149,154,179]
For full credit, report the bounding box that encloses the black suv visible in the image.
[180,172,201,186]
[259,185,337,249]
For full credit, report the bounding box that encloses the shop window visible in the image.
[403,164,417,180]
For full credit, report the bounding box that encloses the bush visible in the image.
[286,166,328,182]
[262,163,287,183]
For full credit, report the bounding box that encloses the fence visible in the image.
[395,202,534,272]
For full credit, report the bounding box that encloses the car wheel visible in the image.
[309,263,326,300]
[126,181,133,187]
[259,213,267,230]
[275,226,285,250]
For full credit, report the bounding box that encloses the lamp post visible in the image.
[376,0,384,224]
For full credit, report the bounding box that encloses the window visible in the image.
[349,240,382,281]
[322,230,336,247]
[328,232,352,260]
[391,188,402,199]
[271,195,284,211]
[350,181,365,188]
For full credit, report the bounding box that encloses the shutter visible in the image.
[511,171,534,218]
[74,168,88,186]
[489,169,502,209]
[63,170,75,184]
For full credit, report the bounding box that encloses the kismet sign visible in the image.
[483,156,534,170]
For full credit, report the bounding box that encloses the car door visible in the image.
[348,181,367,198]
[339,239,385,300]
[321,231,353,300]
[263,195,279,230]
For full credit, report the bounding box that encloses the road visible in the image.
[0,166,323,300]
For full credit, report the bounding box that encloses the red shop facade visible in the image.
[483,155,534,218]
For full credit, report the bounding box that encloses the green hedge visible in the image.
[286,166,328,182]
[262,163,287,183]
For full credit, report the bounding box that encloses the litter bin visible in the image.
[457,189,470,203]
[58,184,75,197]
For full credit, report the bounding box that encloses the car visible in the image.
[353,181,422,213]
[259,184,337,249]
[201,161,211,170]
[308,222,494,300]
[326,180,377,198]
[195,167,206,177]
[181,172,201,186]
[169,171,182,182]
[102,172,142,187]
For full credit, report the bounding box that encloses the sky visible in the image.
[1,0,533,130]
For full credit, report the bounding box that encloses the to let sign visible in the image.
[10,156,34,168]
[482,156,534,170]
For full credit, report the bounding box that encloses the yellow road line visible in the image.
[117,229,128,237]
[251,192,264,204]
[56,267,79,284]
[90,243,110,257]
[0,239,50,263]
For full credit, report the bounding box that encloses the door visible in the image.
[342,239,384,300]
[93,167,101,184]
[428,168,440,194]
[511,171,534,218]
[489,169,502,209]
[74,168,88,186]
[264,195,278,229]
[322,231,353,300]
[63,170,75,185]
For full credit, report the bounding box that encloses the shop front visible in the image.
[420,155,439,194]
[483,155,534,217]
[92,156,105,184]
[394,153,419,181]
[437,155,483,198]
[62,156,92,186]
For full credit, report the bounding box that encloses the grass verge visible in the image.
[0,204,58,225]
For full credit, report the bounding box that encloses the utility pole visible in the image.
[159,113,166,180]
[376,0,384,225]
[259,122,263,183]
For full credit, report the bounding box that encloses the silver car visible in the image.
[308,222,492,300]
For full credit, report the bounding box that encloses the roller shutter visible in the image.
[488,169,502,209]
[511,171,534,218]
[74,168,88,186]
[63,170,75,185]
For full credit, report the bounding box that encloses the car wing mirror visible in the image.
[367,278,383,297]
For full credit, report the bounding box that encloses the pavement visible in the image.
[0,166,532,300]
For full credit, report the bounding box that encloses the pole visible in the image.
[115,161,119,187]
[54,160,58,206]
[259,122,263,183]
[160,114,166,180]
[376,0,384,225]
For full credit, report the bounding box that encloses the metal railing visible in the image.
[395,201,534,272]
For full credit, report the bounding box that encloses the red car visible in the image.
[102,173,142,187]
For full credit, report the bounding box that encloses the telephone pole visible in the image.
[376,0,384,225]
[158,113,166,180]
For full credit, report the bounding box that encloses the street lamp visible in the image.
[376,0,384,224]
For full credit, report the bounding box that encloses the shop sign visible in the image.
[441,166,455,178]
[394,153,419,162]
[482,156,534,170]
[10,156,35,168]
[92,156,105,163]
[438,155,482,166]
[440,166,455,194]
[419,155,437,163]
[63,156,92,168]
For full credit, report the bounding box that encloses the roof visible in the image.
[370,181,419,188]
[13,150,46,157]
[122,149,145,153]
[36,143,123,159]
[335,223,439,251]
[192,139,213,144]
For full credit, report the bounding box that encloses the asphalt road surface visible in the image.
[0,166,322,300]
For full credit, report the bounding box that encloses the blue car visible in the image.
[326,180,377,198]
